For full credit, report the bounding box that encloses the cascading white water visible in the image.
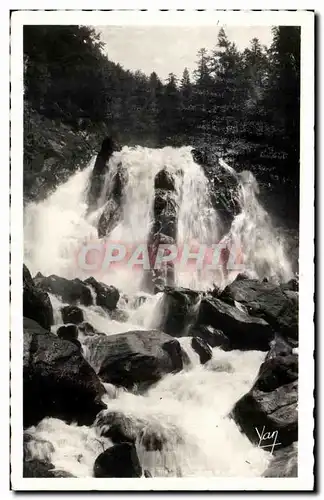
[220,162,293,284]
[23,145,292,478]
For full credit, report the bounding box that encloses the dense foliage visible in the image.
[24,25,300,223]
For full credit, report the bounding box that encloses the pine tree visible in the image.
[179,68,193,135]
[193,48,214,139]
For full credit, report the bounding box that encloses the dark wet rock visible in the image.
[281,278,298,292]
[57,324,78,342]
[93,443,142,478]
[23,318,106,428]
[232,354,298,448]
[23,317,49,336]
[189,324,230,350]
[220,278,298,341]
[198,296,274,351]
[34,274,93,307]
[155,167,177,191]
[263,443,298,477]
[144,233,176,293]
[162,338,190,369]
[256,354,298,392]
[84,330,186,391]
[97,198,121,238]
[266,334,292,361]
[23,458,75,478]
[23,264,53,330]
[112,162,128,202]
[191,337,212,364]
[87,136,120,211]
[61,305,84,325]
[157,286,201,337]
[84,277,120,311]
[152,190,178,240]
[191,149,240,235]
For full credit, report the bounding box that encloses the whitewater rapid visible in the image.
[23,145,293,477]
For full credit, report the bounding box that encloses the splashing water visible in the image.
[222,165,293,283]
[26,347,270,478]
[23,145,293,478]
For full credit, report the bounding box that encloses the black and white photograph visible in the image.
[10,9,314,491]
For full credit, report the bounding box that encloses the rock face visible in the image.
[23,264,53,330]
[35,274,93,307]
[23,317,106,428]
[189,324,230,350]
[93,443,142,478]
[198,296,274,351]
[83,330,187,391]
[96,160,128,238]
[61,305,84,325]
[263,443,298,477]
[98,198,121,238]
[220,278,298,342]
[57,324,79,342]
[191,337,212,364]
[84,277,120,311]
[191,148,240,235]
[232,349,298,449]
[144,168,180,292]
[87,136,120,212]
[157,286,201,337]
[144,233,176,293]
[153,168,179,238]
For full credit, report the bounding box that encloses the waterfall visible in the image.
[23,145,294,478]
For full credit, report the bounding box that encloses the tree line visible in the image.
[24,25,300,190]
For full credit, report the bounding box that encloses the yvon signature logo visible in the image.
[255,426,282,455]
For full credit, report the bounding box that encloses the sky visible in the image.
[96,26,273,81]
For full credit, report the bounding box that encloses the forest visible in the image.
[23,25,300,225]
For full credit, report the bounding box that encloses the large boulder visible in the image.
[189,324,230,350]
[84,277,119,311]
[262,443,298,477]
[34,274,93,307]
[220,278,298,342]
[191,337,212,364]
[23,264,53,330]
[56,324,80,348]
[155,167,178,191]
[198,296,274,351]
[232,353,298,449]
[93,443,142,478]
[157,286,201,337]
[87,136,120,211]
[98,198,121,238]
[83,330,187,391]
[143,233,176,293]
[23,317,106,428]
[61,305,84,325]
[152,190,178,240]
[96,161,127,237]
